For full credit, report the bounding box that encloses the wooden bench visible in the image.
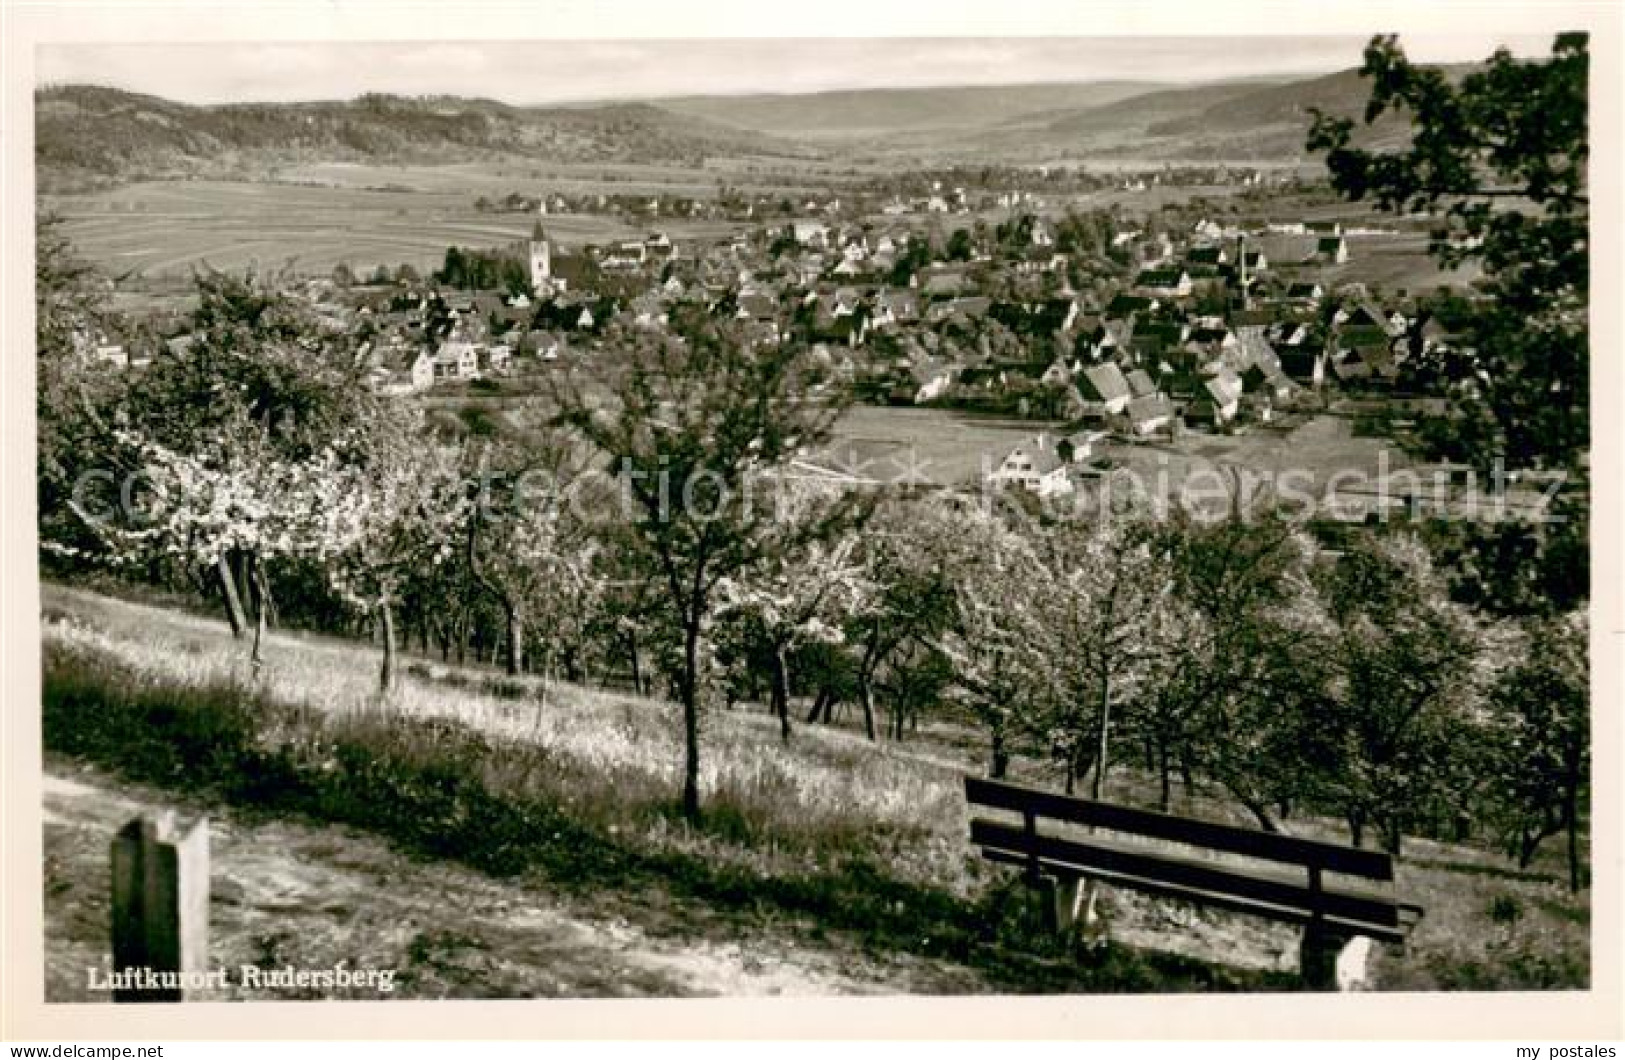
[964,775,1422,988]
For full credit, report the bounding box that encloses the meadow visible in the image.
[36,582,1589,996]
[42,174,749,281]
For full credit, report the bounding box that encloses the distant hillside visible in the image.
[658,81,1167,139]
[35,85,818,192]
[939,64,1475,162]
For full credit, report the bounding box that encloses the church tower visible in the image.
[528,222,552,294]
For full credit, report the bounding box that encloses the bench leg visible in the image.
[1043,875,1085,935]
[1300,928,1373,991]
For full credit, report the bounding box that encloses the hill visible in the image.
[958,63,1479,162]
[833,64,1479,163]
[34,85,819,192]
[657,80,1166,139]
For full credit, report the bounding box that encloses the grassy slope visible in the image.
[38,583,1588,994]
[44,757,973,1000]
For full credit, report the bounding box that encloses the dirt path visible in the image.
[43,759,988,1001]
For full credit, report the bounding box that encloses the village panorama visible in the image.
[32,33,1591,1003]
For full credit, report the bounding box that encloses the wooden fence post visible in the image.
[110,813,209,1002]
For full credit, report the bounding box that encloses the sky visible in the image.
[34,34,1562,106]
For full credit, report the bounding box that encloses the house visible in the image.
[1057,430,1105,464]
[1106,294,1158,319]
[1135,268,1193,298]
[874,288,922,328]
[91,340,129,369]
[1286,282,1325,304]
[1200,368,1244,424]
[1124,392,1175,437]
[917,266,968,299]
[525,330,566,362]
[1241,364,1299,405]
[1317,236,1350,264]
[432,334,481,381]
[1278,346,1326,388]
[365,340,435,396]
[986,436,1074,498]
[792,221,830,247]
[1125,368,1157,399]
[913,360,959,403]
[1077,363,1133,418]
[481,343,513,374]
[926,296,992,326]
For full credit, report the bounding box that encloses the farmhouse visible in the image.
[986,436,1074,497]
[432,334,480,381]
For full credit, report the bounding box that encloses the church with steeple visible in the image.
[528,219,554,296]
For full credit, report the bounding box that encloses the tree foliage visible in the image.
[1308,33,1589,472]
[550,317,865,820]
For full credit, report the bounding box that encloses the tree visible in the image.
[36,212,123,566]
[1162,514,1333,829]
[1482,610,1589,890]
[92,403,341,670]
[934,499,1052,779]
[464,431,603,684]
[1031,517,1187,799]
[714,479,868,744]
[112,268,365,642]
[550,319,864,822]
[317,402,469,692]
[1307,34,1589,473]
[842,495,963,744]
[1313,534,1493,853]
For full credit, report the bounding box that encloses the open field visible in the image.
[1325,234,1484,294]
[37,583,1589,994]
[822,407,1405,508]
[824,406,1067,487]
[274,159,856,196]
[42,177,750,281]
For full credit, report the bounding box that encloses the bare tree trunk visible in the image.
[216,553,247,639]
[857,674,878,742]
[681,617,702,823]
[249,558,268,675]
[505,600,524,677]
[1090,675,1111,801]
[1158,742,1172,812]
[805,688,830,724]
[1081,675,1112,930]
[770,643,791,745]
[989,718,1009,779]
[233,552,254,628]
[379,598,398,695]
[626,631,644,697]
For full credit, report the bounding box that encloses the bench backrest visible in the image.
[964,775,1393,881]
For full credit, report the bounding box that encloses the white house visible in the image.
[433,336,480,381]
[987,436,1074,498]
